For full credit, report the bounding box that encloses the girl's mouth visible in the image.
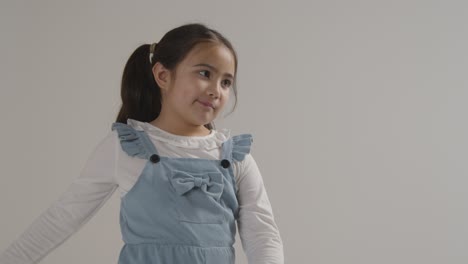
[197,100,214,109]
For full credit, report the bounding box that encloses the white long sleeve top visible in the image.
[0,118,284,264]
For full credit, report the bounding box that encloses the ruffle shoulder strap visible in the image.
[231,134,253,162]
[111,122,152,159]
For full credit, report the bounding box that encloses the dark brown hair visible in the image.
[115,23,238,130]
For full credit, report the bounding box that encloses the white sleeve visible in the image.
[234,153,284,264]
[0,131,119,264]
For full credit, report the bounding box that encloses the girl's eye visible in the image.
[199,70,210,78]
[222,79,232,88]
[199,70,232,88]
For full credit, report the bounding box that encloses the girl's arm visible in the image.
[235,153,284,264]
[0,131,119,264]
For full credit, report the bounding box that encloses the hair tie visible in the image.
[149,42,157,64]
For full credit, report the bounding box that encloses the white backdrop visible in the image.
[1,0,467,263]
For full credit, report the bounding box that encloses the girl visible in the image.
[0,23,284,264]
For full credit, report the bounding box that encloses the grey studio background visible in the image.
[1,0,467,263]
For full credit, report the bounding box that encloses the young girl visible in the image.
[0,23,284,264]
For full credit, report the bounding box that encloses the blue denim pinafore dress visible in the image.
[111,122,253,264]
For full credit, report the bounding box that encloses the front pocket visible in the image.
[169,170,226,224]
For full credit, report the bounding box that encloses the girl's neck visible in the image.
[149,117,211,137]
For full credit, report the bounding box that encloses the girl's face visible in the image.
[154,42,235,130]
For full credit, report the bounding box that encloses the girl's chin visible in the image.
[189,116,215,126]
[192,111,217,123]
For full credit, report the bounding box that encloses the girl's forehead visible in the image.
[181,43,235,75]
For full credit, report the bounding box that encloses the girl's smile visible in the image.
[197,100,215,109]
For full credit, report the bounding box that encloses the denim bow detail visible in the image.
[170,170,224,201]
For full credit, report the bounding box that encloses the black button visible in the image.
[150,154,160,163]
[221,159,230,168]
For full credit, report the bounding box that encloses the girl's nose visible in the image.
[208,82,221,98]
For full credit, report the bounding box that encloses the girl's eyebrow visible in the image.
[193,63,234,79]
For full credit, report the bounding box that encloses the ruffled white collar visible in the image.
[126,118,231,149]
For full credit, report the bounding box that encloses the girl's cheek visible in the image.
[192,76,205,85]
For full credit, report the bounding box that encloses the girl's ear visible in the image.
[152,62,172,91]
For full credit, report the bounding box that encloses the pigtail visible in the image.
[116,44,162,124]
